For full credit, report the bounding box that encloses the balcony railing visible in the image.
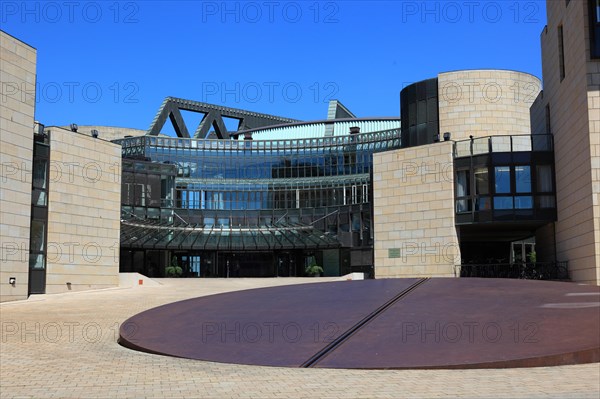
[113,128,403,158]
[454,134,553,158]
[456,262,569,280]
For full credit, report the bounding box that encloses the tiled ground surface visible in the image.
[1,278,599,399]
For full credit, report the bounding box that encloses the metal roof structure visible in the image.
[121,219,340,251]
[146,97,300,139]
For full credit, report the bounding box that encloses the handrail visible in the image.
[114,128,402,151]
[453,134,553,157]
[455,262,568,280]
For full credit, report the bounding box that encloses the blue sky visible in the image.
[2,1,548,130]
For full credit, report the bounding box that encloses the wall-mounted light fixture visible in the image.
[91,129,99,138]
[8,277,16,286]
[443,132,451,141]
[433,133,440,142]
[70,123,78,132]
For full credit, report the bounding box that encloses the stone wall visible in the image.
[373,141,459,278]
[0,32,36,302]
[45,128,121,293]
[438,70,541,142]
[540,0,600,284]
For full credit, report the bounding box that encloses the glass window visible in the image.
[474,168,489,195]
[537,195,556,209]
[475,196,491,211]
[29,253,45,270]
[494,196,513,210]
[456,170,470,213]
[514,196,533,209]
[427,99,438,122]
[35,143,49,158]
[456,170,470,196]
[352,213,361,232]
[408,102,416,126]
[33,159,48,189]
[30,220,45,252]
[494,166,511,193]
[515,166,531,193]
[417,100,427,124]
[146,208,160,219]
[536,165,553,193]
[32,189,47,206]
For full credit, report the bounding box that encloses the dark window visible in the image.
[32,159,48,189]
[32,188,47,206]
[474,168,491,211]
[590,0,600,58]
[400,78,439,148]
[29,254,45,270]
[558,25,566,81]
[456,170,471,213]
[29,139,49,295]
[455,160,556,219]
[30,220,46,253]
[536,165,554,193]
[475,168,489,195]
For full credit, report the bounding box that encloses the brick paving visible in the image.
[1,278,599,399]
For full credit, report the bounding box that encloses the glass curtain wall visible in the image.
[117,129,401,277]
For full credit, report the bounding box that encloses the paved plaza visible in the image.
[1,278,599,399]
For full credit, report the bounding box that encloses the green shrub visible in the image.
[166,256,183,277]
[528,251,537,264]
[305,263,324,277]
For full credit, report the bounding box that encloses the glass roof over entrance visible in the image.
[120,220,340,251]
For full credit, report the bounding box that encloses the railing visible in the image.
[454,134,553,158]
[456,262,569,280]
[113,128,403,158]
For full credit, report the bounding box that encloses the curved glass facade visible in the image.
[116,127,401,278]
[454,134,556,225]
[117,129,400,210]
[400,78,439,147]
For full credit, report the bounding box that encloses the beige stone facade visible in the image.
[0,31,36,302]
[373,141,459,278]
[533,0,600,284]
[45,127,122,293]
[438,70,541,142]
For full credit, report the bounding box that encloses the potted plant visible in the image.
[305,263,324,277]
[528,251,537,264]
[165,256,183,277]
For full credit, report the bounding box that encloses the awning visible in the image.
[120,219,340,251]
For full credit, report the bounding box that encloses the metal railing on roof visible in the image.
[113,128,402,157]
[454,134,553,157]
